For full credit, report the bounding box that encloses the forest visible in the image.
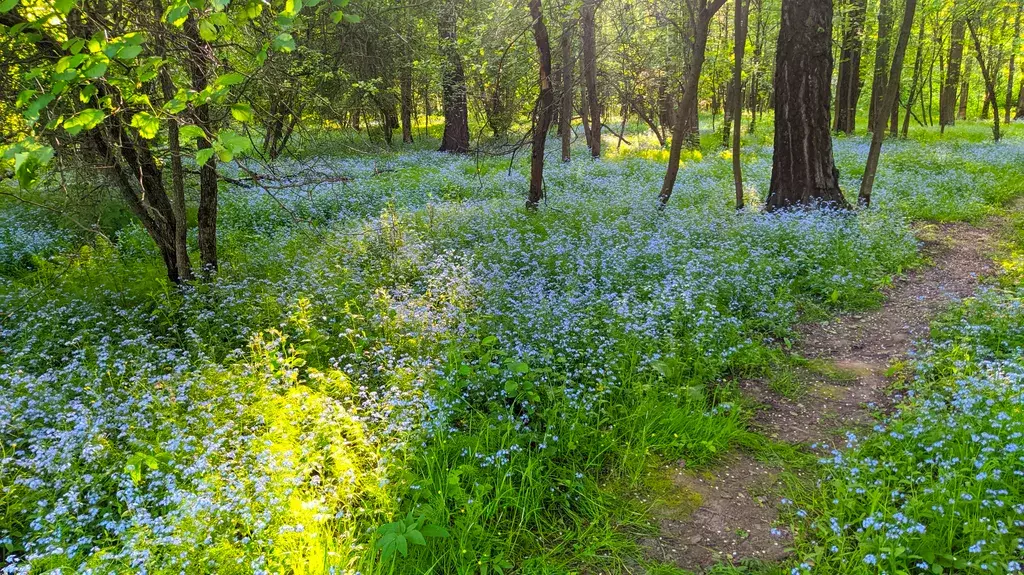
[2,0,1024,573]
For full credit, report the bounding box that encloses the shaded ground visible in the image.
[642,219,1002,572]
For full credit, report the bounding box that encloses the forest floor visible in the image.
[643,209,1013,572]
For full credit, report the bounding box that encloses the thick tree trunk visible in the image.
[733,0,750,209]
[183,14,218,273]
[581,0,601,158]
[1016,81,1024,120]
[765,0,850,211]
[940,16,965,131]
[560,21,574,162]
[438,0,470,153]
[527,0,555,210]
[958,59,971,120]
[834,0,866,134]
[859,0,916,206]
[868,0,893,132]
[968,20,1001,142]
[657,0,726,207]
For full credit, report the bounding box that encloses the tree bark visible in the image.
[868,0,894,132]
[858,0,916,206]
[902,15,925,138]
[401,61,414,144]
[732,0,750,209]
[438,0,470,153]
[968,20,1001,142]
[182,14,218,273]
[1006,3,1022,124]
[834,0,866,134]
[581,0,601,158]
[940,16,965,131]
[527,0,555,210]
[560,21,574,162]
[657,0,727,207]
[765,0,850,211]
[958,57,971,120]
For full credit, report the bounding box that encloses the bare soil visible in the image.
[643,219,1001,572]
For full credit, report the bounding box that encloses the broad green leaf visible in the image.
[117,45,142,59]
[198,19,218,41]
[271,32,295,52]
[216,130,249,154]
[283,0,302,16]
[195,147,216,165]
[419,524,449,538]
[82,61,108,78]
[230,103,252,122]
[79,84,97,102]
[165,0,189,26]
[405,529,426,546]
[394,534,408,557]
[24,94,54,122]
[343,12,361,23]
[0,0,18,13]
[330,10,344,24]
[243,0,262,18]
[130,111,160,139]
[216,72,245,87]
[178,124,206,142]
[55,53,85,73]
[53,0,75,14]
[63,108,105,135]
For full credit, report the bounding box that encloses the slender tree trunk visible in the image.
[834,0,866,133]
[859,0,916,206]
[400,59,414,144]
[868,0,894,132]
[958,57,971,120]
[940,16,965,131]
[183,14,218,273]
[438,0,470,153]
[527,0,555,210]
[1016,80,1024,120]
[581,0,601,158]
[1006,3,1022,124]
[902,15,925,138]
[658,0,726,207]
[560,21,574,162]
[765,0,850,210]
[733,0,749,209]
[968,20,1001,142]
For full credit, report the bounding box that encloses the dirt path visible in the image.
[643,218,1004,572]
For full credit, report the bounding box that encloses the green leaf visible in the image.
[405,529,426,546]
[394,534,408,557]
[0,0,19,13]
[198,19,218,41]
[53,0,75,14]
[330,10,344,24]
[216,72,245,87]
[82,61,107,78]
[503,381,518,395]
[130,111,160,139]
[343,12,361,23]
[217,130,250,154]
[178,124,206,142]
[271,32,295,52]
[420,524,450,538]
[165,0,189,26]
[63,108,105,135]
[117,45,142,59]
[230,103,253,122]
[510,361,529,374]
[24,94,54,122]
[195,147,216,165]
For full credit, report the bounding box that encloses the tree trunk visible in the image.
[657,0,726,207]
[438,0,470,153]
[940,16,965,131]
[958,58,971,120]
[834,0,866,134]
[968,20,1001,142]
[183,14,218,273]
[765,0,849,210]
[733,0,750,209]
[902,15,925,138]
[1006,4,1022,125]
[560,21,574,162]
[401,63,414,144]
[858,0,916,206]
[527,0,555,210]
[1016,80,1024,120]
[868,0,894,133]
[581,0,601,158]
